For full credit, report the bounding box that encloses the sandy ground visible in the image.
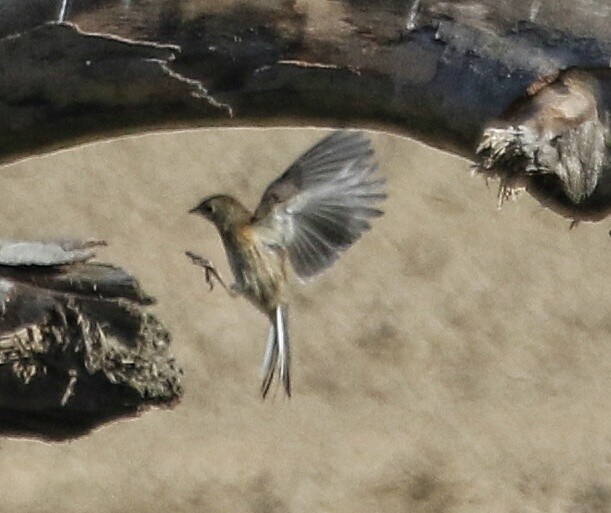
[0,128,609,513]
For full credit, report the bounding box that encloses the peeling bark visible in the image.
[0,240,182,440]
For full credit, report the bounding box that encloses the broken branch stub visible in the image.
[475,69,610,219]
[0,239,182,440]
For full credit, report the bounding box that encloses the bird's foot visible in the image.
[185,251,229,292]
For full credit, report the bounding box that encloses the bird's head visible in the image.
[189,195,250,229]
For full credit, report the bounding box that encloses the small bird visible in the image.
[187,131,386,398]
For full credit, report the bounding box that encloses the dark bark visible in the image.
[0,240,182,440]
[0,1,608,220]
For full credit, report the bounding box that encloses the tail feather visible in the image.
[260,305,291,398]
[261,325,278,397]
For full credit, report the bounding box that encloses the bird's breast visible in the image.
[223,225,286,314]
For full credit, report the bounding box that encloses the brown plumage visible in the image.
[188,131,386,398]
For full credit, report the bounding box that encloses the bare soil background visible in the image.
[0,128,609,513]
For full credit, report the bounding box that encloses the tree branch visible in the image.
[0,0,608,220]
[0,240,182,440]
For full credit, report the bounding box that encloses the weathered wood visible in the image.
[0,0,608,220]
[0,240,182,440]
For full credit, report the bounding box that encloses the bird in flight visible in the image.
[187,131,386,398]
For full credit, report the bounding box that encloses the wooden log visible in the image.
[0,0,608,221]
[0,240,182,440]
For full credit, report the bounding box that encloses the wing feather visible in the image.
[253,131,386,280]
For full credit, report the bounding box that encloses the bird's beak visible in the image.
[188,206,198,214]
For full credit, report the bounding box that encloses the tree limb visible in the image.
[1,1,608,220]
[0,240,182,440]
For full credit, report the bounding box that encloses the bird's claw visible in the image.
[185,251,227,292]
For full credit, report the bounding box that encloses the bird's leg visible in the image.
[185,251,232,294]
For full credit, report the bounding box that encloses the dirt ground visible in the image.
[0,128,609,513]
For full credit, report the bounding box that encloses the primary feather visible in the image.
[253,131,386,280]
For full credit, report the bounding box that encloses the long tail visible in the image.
[260,304,291,398]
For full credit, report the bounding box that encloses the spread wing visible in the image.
[252,131,386,280]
